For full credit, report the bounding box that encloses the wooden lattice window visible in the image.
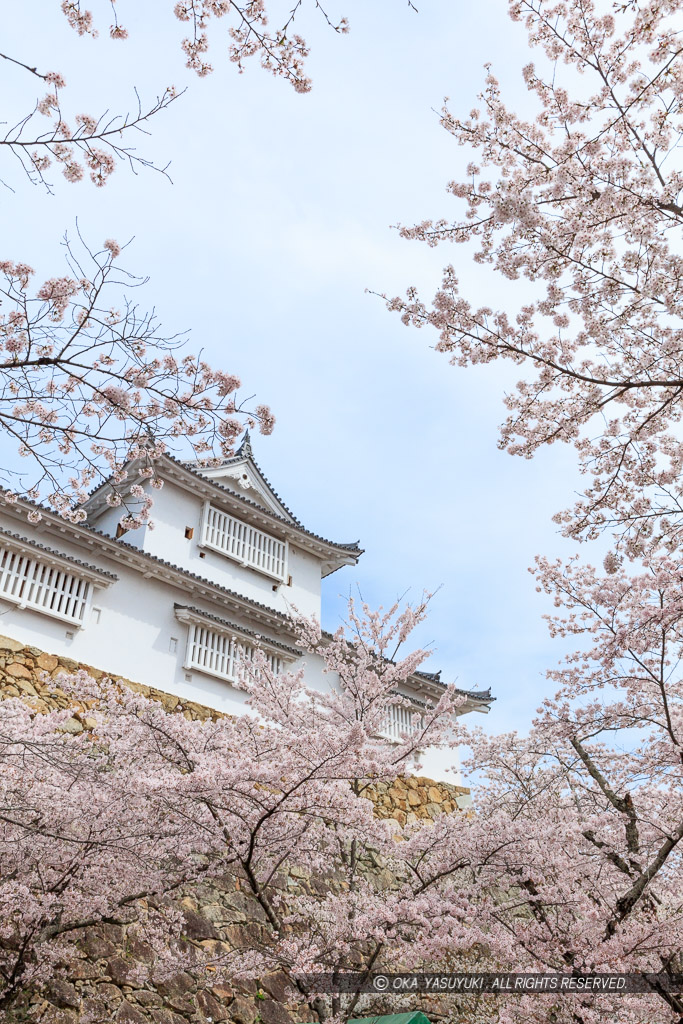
[380,702,425,742]
[200,504,287,581]
[0,546,92,626]
[184,623,283,683]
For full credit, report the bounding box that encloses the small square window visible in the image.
[169,637,178,654]
[185,527,194,539]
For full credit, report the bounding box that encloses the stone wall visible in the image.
[0,634,222,728]
[366,776,470,825]
[0,633,470,817]
[0,633,470,1024]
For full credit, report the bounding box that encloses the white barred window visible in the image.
[381,702,425,742]
[200,504,287,581]
[0,546,92,626]
[184,623,283,684]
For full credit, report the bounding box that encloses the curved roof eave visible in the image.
[81,452,363,569]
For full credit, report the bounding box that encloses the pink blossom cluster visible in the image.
[12,80,179,190]
[2,589,682,1021]
[53,0,349,92]
[1,0,351,192]
[60,0,97,36]
[388,0,683,557]
[0,239,273,525]
[382,7,683,1015]
[0,600,468,1016]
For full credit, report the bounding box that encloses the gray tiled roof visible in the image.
[174,604,302,658]
[412,667,493,702]
[0,492,297,628]
[319,629,493,704]
[83,437,363,558]
[190,431,302,525]
[0,526,119,581]
[88,527,297,623]
[167,451,363,555]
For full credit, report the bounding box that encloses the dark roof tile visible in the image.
[168,452,362,555]
[174,604,302,658]
[83,441,363,558]
[0,492,295,628]
[0,526,119,581]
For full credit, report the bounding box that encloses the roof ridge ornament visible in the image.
[237,430,253,459]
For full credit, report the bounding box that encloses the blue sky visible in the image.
[3,1,589,735]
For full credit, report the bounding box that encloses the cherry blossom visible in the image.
[53,0,351,88]
[4,587,683,1021]
[0,1,351,192]
[0,599,473,1019]
[447,551,683,1022]
[0,46,180,191]
[388,0,683,556]
[0,236,273,524]
[381,5,683,1018]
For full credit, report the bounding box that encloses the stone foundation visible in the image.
[0,633,222,727]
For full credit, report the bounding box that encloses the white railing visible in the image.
[0,546,92,625]
[185,623,283,684]
[201,504,287,581]
[381,701,424,742]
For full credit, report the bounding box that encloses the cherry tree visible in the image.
[2,2,350,191]
[0,236,276,525]
[388,0,683,558]
[0,0,359,517]
[0,598,484,1020]
[5,593,683,1023]
[380,3,683,1019]
[445,552,683,1024]
[60,0,350,89]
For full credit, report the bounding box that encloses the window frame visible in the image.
[183,621,285,685]
[198,502,288,583]
[0,544,95,627]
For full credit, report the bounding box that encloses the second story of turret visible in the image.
[80,435,363,620]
